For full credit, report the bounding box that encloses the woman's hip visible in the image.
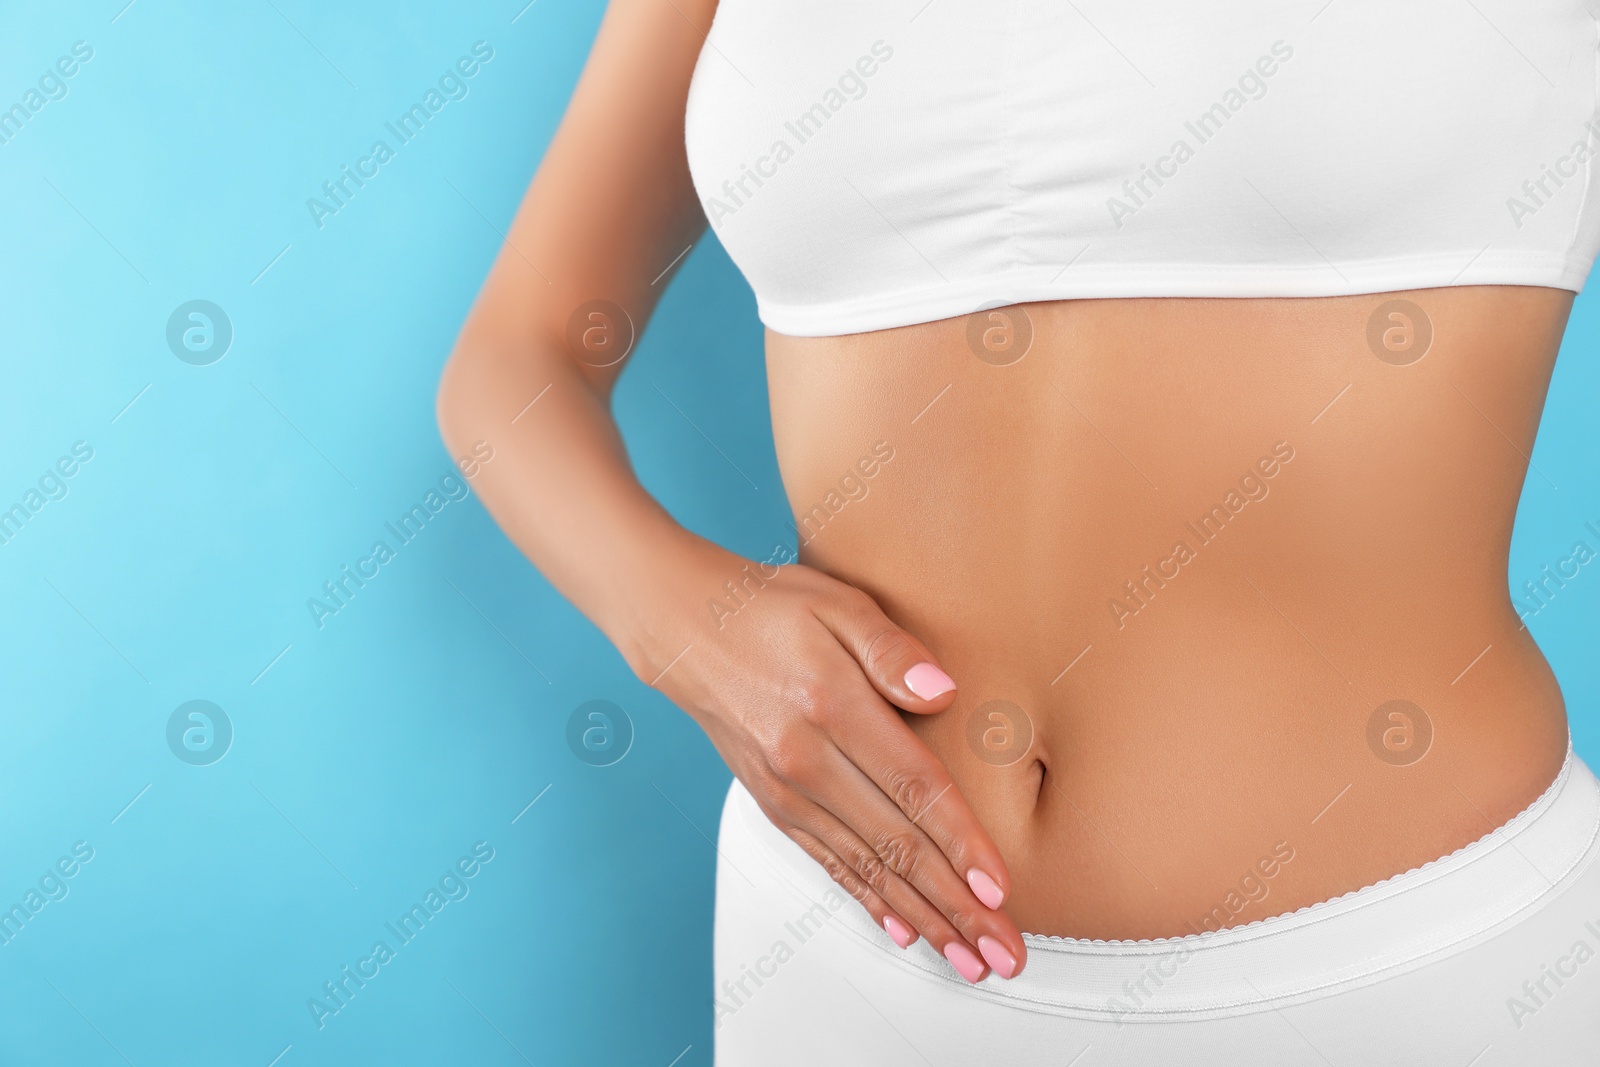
[712,744,1600,1065]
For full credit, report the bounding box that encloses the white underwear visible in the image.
[713,743,1600,1065]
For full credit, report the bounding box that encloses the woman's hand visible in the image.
[642,550,1027,984]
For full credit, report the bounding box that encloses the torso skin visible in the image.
[766,285,1572,939]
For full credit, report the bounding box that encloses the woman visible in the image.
[438,0,1600,1061]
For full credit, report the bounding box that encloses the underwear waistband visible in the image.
[726,740,1600,1019]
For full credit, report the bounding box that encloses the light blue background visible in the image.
[0,2,1596,1065]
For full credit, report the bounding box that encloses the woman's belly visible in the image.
[766,286,1575,940]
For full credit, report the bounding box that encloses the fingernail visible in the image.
[977,936,1017,979]
[943,941,986,983]
[967,868,1005,910]
[904,662,956,700]
[882,916,916,949]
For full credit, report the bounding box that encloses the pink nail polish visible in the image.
[943,941,986,983]
[882,916,916,949]
[977,936,1017,979]
[904,662,956,700]
[967,868,1005,910]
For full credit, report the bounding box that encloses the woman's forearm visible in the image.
[436,327,725,679]
[431,0,1025,980]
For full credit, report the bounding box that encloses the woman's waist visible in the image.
[889,601,1570,940]
[788,420,1537,664]
[720,741,1600,1017]
[824,528,1547,721]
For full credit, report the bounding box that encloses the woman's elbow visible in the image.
[435,337,483,458]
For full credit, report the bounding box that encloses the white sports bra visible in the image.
[684,2,1600,337]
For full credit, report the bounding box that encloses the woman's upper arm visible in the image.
[460,0,718,383]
